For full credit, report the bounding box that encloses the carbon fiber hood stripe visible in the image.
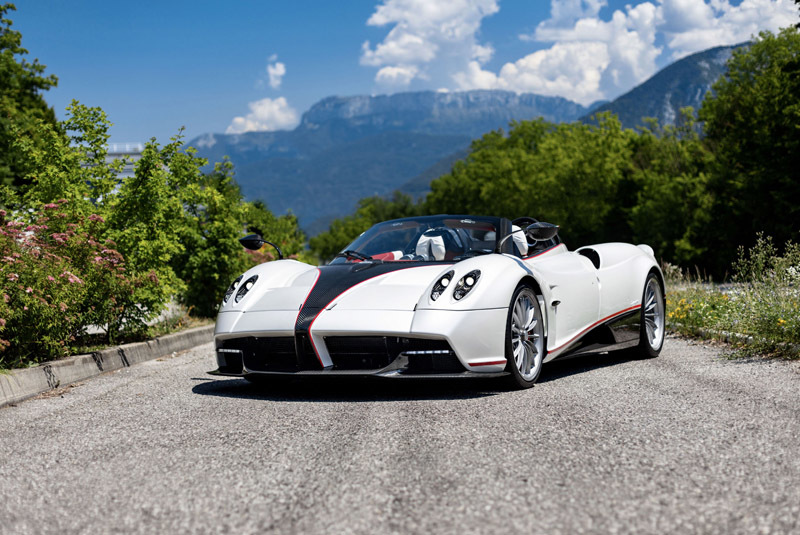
[294,262,434,335]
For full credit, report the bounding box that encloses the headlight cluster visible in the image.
[430,270,454,301]
[453,270,480,300]
[223,276,243,304]
[234,275,258,303]
[430,269,480,301]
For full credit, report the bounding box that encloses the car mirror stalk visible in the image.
[239,234,284,260]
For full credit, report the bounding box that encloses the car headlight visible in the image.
[234,275,258,303]
[453,270,480,300]
[223,275,243,303]
[431,270,454,301]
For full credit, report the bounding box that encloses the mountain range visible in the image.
[189,43,742,235]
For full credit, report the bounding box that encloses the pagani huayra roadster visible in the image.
[211,215,665,389]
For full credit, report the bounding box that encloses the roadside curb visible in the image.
[0,324,215,408]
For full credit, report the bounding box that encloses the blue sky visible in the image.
[11,0,798,144]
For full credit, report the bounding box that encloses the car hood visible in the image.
[241,262,448,313]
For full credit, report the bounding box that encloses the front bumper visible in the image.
[210,335,508,379]
[211,307,510,378]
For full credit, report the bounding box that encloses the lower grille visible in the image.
[325,337,395,370]
[325,336,463,372]
[221,337,298,372]
[405,352,465,374]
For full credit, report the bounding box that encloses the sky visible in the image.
[11,0,799,144]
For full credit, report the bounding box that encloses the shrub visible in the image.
[0,202,158,367]
[667,235,800,358]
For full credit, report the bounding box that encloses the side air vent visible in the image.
[578,248,601,269]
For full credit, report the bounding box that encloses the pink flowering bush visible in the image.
[0,203,158,367]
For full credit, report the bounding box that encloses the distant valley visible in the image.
[189,43,742,235]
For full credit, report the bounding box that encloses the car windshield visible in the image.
[331,216,499,263]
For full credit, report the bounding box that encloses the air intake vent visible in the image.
[221,337,298,372]
[324,336,462,372]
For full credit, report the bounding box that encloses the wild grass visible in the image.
[664,235,800,359]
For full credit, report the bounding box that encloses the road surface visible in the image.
[1,337,799,534]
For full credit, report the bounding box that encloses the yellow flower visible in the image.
[777,318,786,327]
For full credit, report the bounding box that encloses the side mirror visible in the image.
[239,234,265,251]
[526,222,559,242]
[239,234,284,259]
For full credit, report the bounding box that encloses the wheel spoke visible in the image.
[513,339,523,361]
[514,300,524,327]
[525,309,536,331]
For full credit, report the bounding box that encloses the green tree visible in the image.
[796,0,800,28]
[426,115,636,247]
[19,101,122,212]
[628,110,715,266]
[698,28,800,275]
[172,158,252,317]
[0,3,61,189]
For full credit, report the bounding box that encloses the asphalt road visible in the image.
[1,337,799,535]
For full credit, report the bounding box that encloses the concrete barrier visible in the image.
[0,324,214,408]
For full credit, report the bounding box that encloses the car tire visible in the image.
[504,283,545,389]
[635,272,665,358]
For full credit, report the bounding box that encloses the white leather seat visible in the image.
[416,233,446,260]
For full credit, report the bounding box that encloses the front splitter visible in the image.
[208,368,508,379]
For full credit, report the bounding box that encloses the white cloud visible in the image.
[359,0,798,103]
[660,0,798,59]
[226,97,299,134]
[453,0,797,105]
[266,56,286,89]
[360,0,499,87]
[457,2,661,105]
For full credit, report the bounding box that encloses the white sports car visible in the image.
[211,215,665,389]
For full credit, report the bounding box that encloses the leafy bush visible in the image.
[0,203,159,366]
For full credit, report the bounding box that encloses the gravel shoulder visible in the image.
[1,336,799,534]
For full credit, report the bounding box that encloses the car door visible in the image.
[528,249,600,354]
